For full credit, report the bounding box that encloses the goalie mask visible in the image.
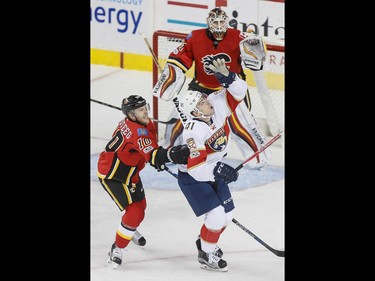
[179,91,206,119]
[121,95,148,116]
[206,7,229,41]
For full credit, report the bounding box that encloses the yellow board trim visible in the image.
[91,48,121,67]
[91,49,284,90]
[123,53,152,71]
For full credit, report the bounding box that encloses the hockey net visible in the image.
[152,29,284,141]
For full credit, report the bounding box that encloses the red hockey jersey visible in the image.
[97,118,158,184]
[167,28,248,89]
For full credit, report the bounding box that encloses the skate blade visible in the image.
[200,264,228,272]
[107,259,120,269]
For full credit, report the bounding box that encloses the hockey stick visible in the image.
[91,98,122,110]
[163,166,284,257]
[164,165,178,179]
[234,129,284,173]
[90,98,179,125]
[140,32,163,73]
[232,218,284,257]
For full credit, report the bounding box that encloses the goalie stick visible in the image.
[233,129,284,173]
[140,32,163,73]
[163,162,284,258]
[90,98,178,125]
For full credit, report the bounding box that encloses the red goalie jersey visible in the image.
[167,28,248,90]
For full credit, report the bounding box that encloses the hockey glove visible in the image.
[168,144,189,164]
[207,58,236,88]
[150,145,190,172]
[149,147,169,172]
[213,162,239,184]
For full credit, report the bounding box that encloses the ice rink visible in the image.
[90,65,285,281]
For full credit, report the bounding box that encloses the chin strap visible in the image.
[195,111,212,119]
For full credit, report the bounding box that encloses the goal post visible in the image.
[152,29,284,141]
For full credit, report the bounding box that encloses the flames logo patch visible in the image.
[202,53,231,75]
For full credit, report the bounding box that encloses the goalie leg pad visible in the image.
[158,108,185,148]
[153,63,186,101]
[229,102,270,165]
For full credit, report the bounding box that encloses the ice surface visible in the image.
[91,65,285,281]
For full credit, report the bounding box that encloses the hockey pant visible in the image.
[159,101,269,166]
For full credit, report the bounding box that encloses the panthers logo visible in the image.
[202,53,231,75]
[212,135,227,151]
[207,127,227,152]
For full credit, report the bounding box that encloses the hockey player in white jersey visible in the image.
[177,58,247,272]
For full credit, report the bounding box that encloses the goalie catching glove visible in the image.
[213,162,239,184]
[150,145,190,172]
[239,34,267,71]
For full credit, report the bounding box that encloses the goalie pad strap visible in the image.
[152,63,186,101]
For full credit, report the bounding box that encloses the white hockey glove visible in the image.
[152,63,186,101]
[207,58,236,88]
[240,34,267,71]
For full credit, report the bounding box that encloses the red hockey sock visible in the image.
[115,233,131,248]
[200,224,221,244]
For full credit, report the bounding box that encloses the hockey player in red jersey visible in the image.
[97,95,189,269]
[177,58,246,271]
[153,7,269,169]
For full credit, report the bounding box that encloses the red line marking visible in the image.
[167,1,208,9]
[215,0,228,7]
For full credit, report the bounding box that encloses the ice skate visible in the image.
[198,249,228,272]
[132,230,146,246]
[107,243,123,269]
[196,236,223,258]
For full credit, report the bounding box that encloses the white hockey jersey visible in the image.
[178,76,247,182]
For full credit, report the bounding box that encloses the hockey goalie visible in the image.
[152,7,270,168]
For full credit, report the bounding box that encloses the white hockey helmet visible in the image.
[206,7,229,41]
[178,91,204,118]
